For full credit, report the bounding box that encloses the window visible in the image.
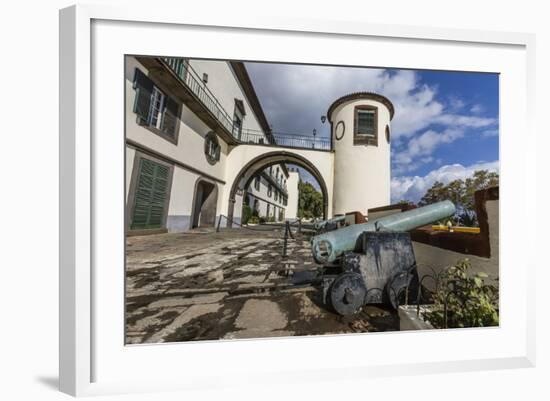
[353,105,378,146]
[233,99,246,139]
[133,68,179,142]
[253,199,259,213]
[204,131,221,165]
[268,184,272,198]
[266,204,270,217]
[131,158,171,230]
[274,191,279,202]
[254,175,260,191]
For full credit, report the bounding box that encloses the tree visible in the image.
[298,181,323,219]
[418,170,499,226]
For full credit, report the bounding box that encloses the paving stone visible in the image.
[145,303,223,343]
[234,299,288,331]
[148,292,228,309]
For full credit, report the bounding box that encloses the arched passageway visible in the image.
[191,178,218,228]
[226,151,331,226]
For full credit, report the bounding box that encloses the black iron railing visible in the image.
[162,58,235,133]
[162,57,332,151]
[240,129,331,151]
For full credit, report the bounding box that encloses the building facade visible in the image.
[125,56,395,235]
[125,56,299,233]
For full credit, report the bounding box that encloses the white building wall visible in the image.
[245,169,288,220]
[188,60,266,134]
[285,170,300,220]
[330,98,391,215]
[125,57,270,232]
[125,147,136,198]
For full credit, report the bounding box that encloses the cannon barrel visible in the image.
[311,200,456,263]
[314,215,345,230]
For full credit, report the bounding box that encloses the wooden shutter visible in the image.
[133,68,154,122]
[161,97,179,138]
[131,158,170,229]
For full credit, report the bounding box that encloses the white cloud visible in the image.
[391,161,500,203]
[470,104,484,114]
[481,128,499,138]
[448,96,465,111]
[393,128,465,173]
[433,114,496,128]
[246,63,498,176]
[246,64,445,140]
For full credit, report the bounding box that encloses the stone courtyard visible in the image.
[125,226,398,344]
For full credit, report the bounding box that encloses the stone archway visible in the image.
[226,151,330,227]
[190,178,218,228]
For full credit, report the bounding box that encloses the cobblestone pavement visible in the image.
[126,226,398,344]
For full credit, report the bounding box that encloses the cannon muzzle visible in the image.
[311,200,456,263]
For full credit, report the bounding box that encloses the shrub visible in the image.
[248,215,259,224]
[242,204,252,225]
[423,259,499,328]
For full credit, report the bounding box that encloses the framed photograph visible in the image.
[60,4,536,397]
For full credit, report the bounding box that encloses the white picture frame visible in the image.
[59,4,536,397]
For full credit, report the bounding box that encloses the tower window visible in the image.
[353,105,378,146]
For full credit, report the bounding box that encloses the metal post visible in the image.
[286,220,294,239]
[282,221,289,258]
[216,215,223,232]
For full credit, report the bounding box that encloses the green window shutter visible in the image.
[133,68,154,122]
[160,97,179,138]
[131,158,170,230]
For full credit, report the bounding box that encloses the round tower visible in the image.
[327,92,394,216]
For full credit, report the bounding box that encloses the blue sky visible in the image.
[245,62,499,203]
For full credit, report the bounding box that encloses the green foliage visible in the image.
[298,181,323,219]
[418,170,499,226]
[423,259,499,329]
[242,204,252,225]
[268,215,276,223]
[248,215,259,224]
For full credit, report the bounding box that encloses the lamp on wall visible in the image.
[321,115,326,124]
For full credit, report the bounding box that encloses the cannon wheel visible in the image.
[329,273,367,316]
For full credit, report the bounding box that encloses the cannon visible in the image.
[314,215,346,232]
[311,201,456,315]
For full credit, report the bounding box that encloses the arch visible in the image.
[226,150,330,226]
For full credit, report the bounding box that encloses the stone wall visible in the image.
[368,187,499,287]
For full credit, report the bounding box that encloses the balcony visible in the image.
[240,128,331,151]
[137,56,332,151]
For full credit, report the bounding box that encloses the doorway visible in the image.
[191,179,218,228]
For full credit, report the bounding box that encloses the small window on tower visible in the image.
[353,105,378,146]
